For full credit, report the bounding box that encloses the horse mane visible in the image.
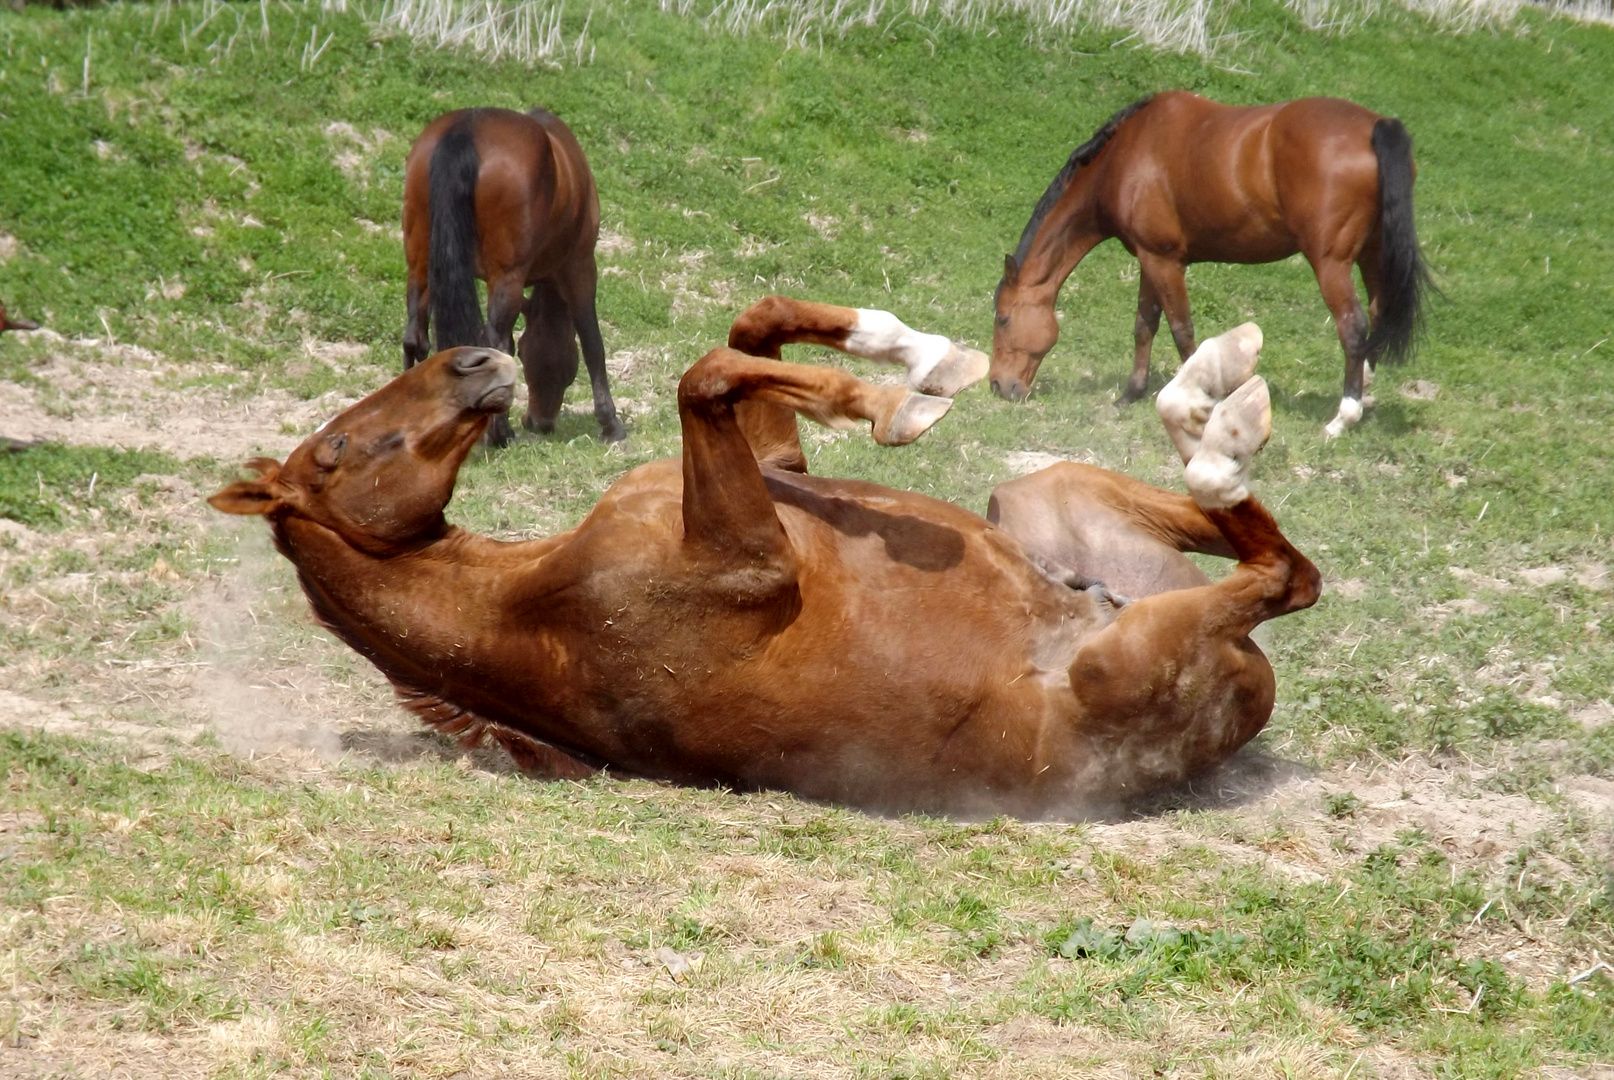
[1010,94,1156,267]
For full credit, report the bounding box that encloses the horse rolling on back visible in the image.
[402,106,625,446]
[990,91,1433,437]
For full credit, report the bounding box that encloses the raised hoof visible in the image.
[1184,376,1271,510]
[875,390,953,446]
[912,343,989,397]
[1156,322,1263,464]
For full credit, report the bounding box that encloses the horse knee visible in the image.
[728,295,795,355]
[1288,556,1323,612]
[678,350,744,408]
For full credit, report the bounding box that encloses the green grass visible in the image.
[0,442,182,529]
[1,0,1612,1075]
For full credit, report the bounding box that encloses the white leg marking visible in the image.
[1184,376,1272,510]
[848,309,986,396]
[1322,395,1364,439]
[1156,322,1263,464]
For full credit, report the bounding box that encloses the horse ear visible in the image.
[208,458,285,516]
[1002,254,1020,285]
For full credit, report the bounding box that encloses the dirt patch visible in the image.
[0,331,363,462]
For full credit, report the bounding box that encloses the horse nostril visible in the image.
[453,349,491,374]
[990,378,1002,397]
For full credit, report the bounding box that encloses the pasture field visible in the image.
[1,1,1612,1076]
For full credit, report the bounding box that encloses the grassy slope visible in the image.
[1,1,1612,1076]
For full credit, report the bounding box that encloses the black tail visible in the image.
[427,112,486,351]
[1365,117,1433,366]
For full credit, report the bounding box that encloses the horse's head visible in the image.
[208,347,516,553]
[988,255,1058,402]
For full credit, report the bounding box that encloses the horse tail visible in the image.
[1365,117,1432,366]
[427,112,486,351]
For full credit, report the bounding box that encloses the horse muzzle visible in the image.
[449,348,518,412]
[990,375,1030,402]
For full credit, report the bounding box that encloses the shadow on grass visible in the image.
[1268,380,1421,437]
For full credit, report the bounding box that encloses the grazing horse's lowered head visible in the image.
[209,346,516,553]
[990,255,1060,402]
[0,303,40,334]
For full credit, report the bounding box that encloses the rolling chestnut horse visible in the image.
[991,91,1432,438]
[402,106,624,446]
[210,295,1318,819]
[0,302,39,333]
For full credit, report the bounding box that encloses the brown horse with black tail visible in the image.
[402,106,625,446]
[990,91,1433,438]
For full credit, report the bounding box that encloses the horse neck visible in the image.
[272,516,569,701]
[1017,170,1106,300]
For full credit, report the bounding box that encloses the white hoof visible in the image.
[1322,396,1364,439]
[1184,376,1271,509]
[911,342,989,397]
[876,390,953,446]
[1156,322,1263,464]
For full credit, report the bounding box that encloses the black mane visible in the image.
[1009,94,1156,268]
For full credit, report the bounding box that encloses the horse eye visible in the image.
[314,434,347,470]
[995,314,1010,327]
[370,432,405,455]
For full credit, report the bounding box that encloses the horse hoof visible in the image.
[599,419,628,444]
[523,413,557,435]
[1157,322,1264,464]
[875,390,952,446]
[912,343,989,397]
[1184,376,1271,509]
[484,414,517,448]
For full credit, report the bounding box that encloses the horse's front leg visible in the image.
[1137,254,1196,380]
[1060,345,1319,803]
[677,349,953,559]
[1124,274,1165,403]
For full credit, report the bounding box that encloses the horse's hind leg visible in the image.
[991,322,1262,600]
[1058,378,1320,800]
[988,463,1231,601]
[519,281,579,435]
[1311,254,1372,438]
[1356,243,1383,407]
[559,262,626,443]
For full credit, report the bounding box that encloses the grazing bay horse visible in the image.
[0,302,39,333]
[991,91,1432,437]
[402,106,625,446]
[210,296,1318,819]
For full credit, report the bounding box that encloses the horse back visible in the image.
[1095,92,1382,262]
